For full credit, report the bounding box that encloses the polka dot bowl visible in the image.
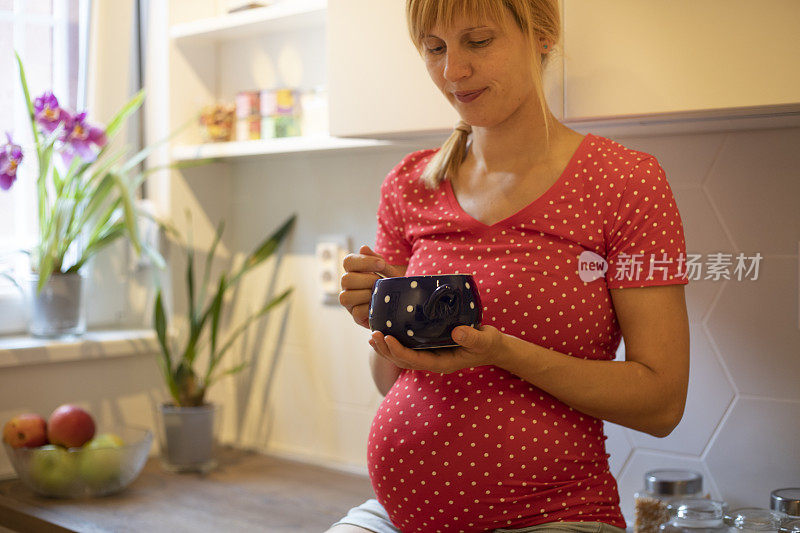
[368,274,482,350]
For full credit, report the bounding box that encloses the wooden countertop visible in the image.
[0,446,375,532]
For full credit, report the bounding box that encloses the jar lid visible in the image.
[645,469,703,496]
[771,488,800,517]
[724,508,784,531]
[780,519,800,533]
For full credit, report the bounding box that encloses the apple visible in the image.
[47,404,95,448]
[78,433,125,487]
[2,413,47,448]
[29,444,78,494]
[86,433,125,449]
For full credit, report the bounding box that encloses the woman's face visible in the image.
[420,9,539,128]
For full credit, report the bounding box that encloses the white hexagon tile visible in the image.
[705,397,800,509]
[684,279,723,324]
[706,256,800,400]
[627,326,734,455]
[703,128,800,256]
[672,188,734,253]
[670,187,733,323]
[603,421,633,477]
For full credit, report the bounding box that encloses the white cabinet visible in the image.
[327,0,565,138]
[327,0,458,138]
[562,0,800,120]
[328,0,799,137]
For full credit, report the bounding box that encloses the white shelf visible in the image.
[170,0,326,43]
[171,136,394,161]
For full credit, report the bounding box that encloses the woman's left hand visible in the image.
[369,325,506,374]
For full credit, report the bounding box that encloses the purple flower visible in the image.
[0,133,23,191]
[0,133,23,190]
[34,92,66,134]
[60,111,107,165]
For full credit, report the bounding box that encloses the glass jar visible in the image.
[635,470,704,533]
[725,508,784,533]
[772,489,800,519]
[779,519,800,533]
[660,499,728,533]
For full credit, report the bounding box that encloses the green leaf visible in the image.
[111,173,141,254]
[141,242,166,270]
[72,223,125,272]
[208,274,226,364]
[119,114,195,175]
[197,220,225,310]
[37,199,74,289]
[0,272,23,295]
[78,173,116,227]
[154,291,180,405]
[55,154,81,196]
[83,197,122,248]
[15,51,40,151]
[229,214,296,286]
[80,148,125,199]
[104,89,144,140]
[206,361,252,389]
[187,241,196,332]
[206,288,293,381]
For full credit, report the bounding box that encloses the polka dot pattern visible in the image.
[368,134,688,532]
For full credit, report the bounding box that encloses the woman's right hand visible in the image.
[340,245,406,329]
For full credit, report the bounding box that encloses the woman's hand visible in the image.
[339,245,406,329]
[369,324,506,374]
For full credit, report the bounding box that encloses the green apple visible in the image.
[78,433,125,488]
[85,433,124,449]
[29,445,78,494]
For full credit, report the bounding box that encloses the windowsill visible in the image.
[0,329,159,369]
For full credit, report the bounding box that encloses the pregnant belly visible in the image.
[366,369,620,532]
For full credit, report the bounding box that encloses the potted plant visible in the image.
[153,213,295,473]
[1,53,166,337]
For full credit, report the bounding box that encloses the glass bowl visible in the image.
[2,425,153,498]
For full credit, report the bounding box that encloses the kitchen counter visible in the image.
[0,446,374,532]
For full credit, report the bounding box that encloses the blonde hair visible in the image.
[406,0,561,189]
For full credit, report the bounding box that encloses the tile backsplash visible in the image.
[608,127,800,520]
[217,126,800,524]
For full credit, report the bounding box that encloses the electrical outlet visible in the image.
[316,235,350,305]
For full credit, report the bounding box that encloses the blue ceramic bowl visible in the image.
[368,274,482,350]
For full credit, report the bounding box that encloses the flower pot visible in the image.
[157,403,218,473]
[27,272,86,338]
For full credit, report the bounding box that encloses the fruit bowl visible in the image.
[3,426,153,498]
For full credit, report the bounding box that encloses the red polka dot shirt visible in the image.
[369,133,689,532]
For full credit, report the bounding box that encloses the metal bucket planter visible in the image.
[157,403,218,473]
[28,272,86,338]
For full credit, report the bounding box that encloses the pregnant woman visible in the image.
[333,1,690,531]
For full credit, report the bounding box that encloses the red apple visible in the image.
[47,404,95,448]
[2,413,48,448]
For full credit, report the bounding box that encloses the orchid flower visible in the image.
[33,92,65,134]
[60,111,107,165]
[0,133,23,191]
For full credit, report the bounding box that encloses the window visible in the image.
[0,0,87,334]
